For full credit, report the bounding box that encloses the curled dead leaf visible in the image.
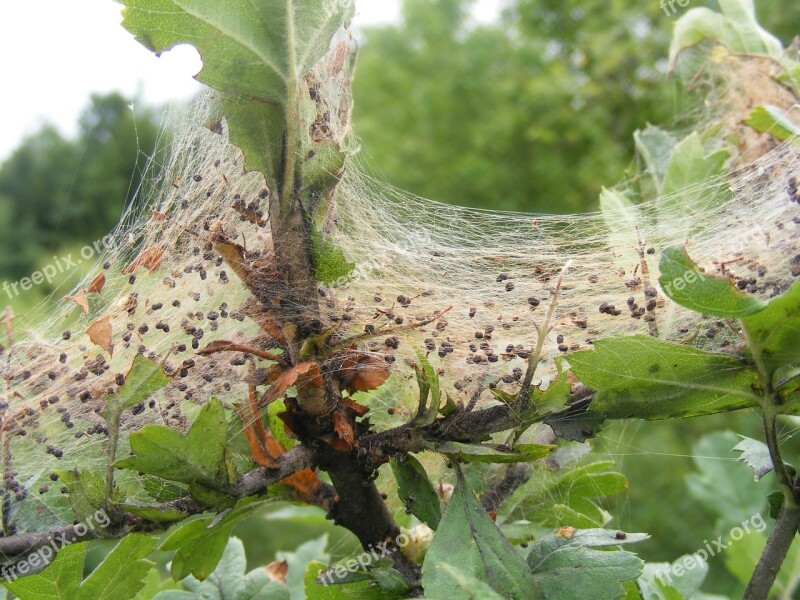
[260,362,322,407]
[87,315,113,355]
[86,273,106,294]
[122,244,165,275]
[265,560,288,584]
[340,350,391,393]
[65,290,90,314]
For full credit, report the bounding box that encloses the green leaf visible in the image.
[745,105,800,141]
[120,0,355,190]
[527,529,645,600]
[411,350,442,426]
[116,398,231,493]
[741,278,800,382]
[568,335,761,420]
[390,455,442,529]
[165,537,289,600]
[658,245,766,318]
[660,133,728,199]
[633,125,677,194]
[542,402,605,442]
[103,354,170,420]
[431,441,555,463]
[434,564,505,600]
[79,535,157,600]
[121,504,190,523]
[268,398,297,450]
[122,0,353,104]
[54,469,112,526]
[3,542,84,599]
[668,0,783,69]
[421,466,539,600]
[637,557,712,600]
[160,497,267,580]
[732,436,774,481]
[4,536,157,600]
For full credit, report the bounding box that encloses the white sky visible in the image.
[0,0,501,161]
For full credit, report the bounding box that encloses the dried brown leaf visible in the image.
[87,315,113,355]
[65,290,90,314]
[86,273,106,294]
[122,244,165,275]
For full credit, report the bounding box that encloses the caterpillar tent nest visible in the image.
[1,14,800,540]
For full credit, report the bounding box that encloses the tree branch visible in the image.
[745,504,800,600]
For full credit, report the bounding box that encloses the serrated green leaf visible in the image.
[160,497,267,581]
[668,0,783,69]
[168,537,289,600]
[745,104,800,141]
[661,133,728,199]
[422,466,539,600]
[527,529,644,600]
[741,278,800,383]
[3,542,84,599]
[116,398,231,493]
[732,436,774,481]
[120,0,355,191]
[390,455,442,529]
[79,535,157,600]
[568,335,761,420]
[431,441,555,463]
[4,536,157,600]
[658,245,766,318]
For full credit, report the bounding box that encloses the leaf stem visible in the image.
[520,261,571,394]
[281,0,299,214]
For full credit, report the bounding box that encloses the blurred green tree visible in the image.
[352,0,799,214]
[0,92,161,281]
